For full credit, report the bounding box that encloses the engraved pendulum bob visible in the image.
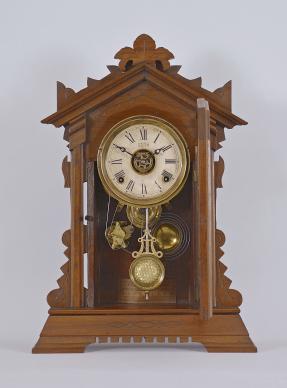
[129,208,164,299]
[129,255,165,294]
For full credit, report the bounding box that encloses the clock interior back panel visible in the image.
[91,163,197,307]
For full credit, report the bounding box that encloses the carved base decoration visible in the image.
[32,311,256,353]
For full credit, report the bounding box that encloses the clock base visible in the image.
[32,309,257,353]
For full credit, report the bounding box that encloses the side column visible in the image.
[69,116,86,307]
[195,98,215,320]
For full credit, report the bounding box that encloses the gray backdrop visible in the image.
[0,0,286,387]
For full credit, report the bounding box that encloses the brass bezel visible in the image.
[97,115,190,207]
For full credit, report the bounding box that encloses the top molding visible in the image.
[42,34,247,129]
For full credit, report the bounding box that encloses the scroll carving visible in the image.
[62,156,71,188]
[57,81,75,109]
[214,156,224,189]
[87,66,121,88]
[87,77,100,87]
[107,65,122,74]
[214,154,242,308]
[166,65,182,74]
[47,224,90,308]
[114,34,174,72]
[167,70,203,88]
[215,229,242,307]
[216,125,225,149]
[47,229,71,307]
[213,80,232,111]
[188,77,202,88]
[47,153,72,307]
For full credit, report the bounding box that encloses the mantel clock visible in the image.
[33,35,257,353]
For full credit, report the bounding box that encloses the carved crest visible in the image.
[114,34,174,71]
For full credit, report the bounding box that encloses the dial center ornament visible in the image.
[97,116,190,207]
[131,149,155,174]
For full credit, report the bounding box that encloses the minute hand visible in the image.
[113,144,133,156]
[154,145,172,155]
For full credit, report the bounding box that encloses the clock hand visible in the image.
[113,143,133,156]
[154,144,173,155]
[154,147,164,155]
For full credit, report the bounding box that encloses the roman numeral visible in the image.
[114,170,125,180]
[154,131,161,143]
[126,179,135,192]
[142,183,147,195]
[110,159,122,165]
[125,132,135,143]
[140,127,147,141]
[165,158,176,164]
[162,144,172,152]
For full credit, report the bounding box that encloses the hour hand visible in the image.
[113,143,133,156]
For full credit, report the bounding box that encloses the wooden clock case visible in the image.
[33,35,256,353]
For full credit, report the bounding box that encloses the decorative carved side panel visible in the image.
[47,229,71,307]
[214,139,242,308]
[215,229,242,307]
[47,153,72,308]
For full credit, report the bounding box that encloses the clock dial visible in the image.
[97,116,189,206]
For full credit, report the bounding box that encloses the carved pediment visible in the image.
[114,34,174,71]
[42,35,246,130]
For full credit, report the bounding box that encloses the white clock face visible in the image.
[98,117,189,206]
